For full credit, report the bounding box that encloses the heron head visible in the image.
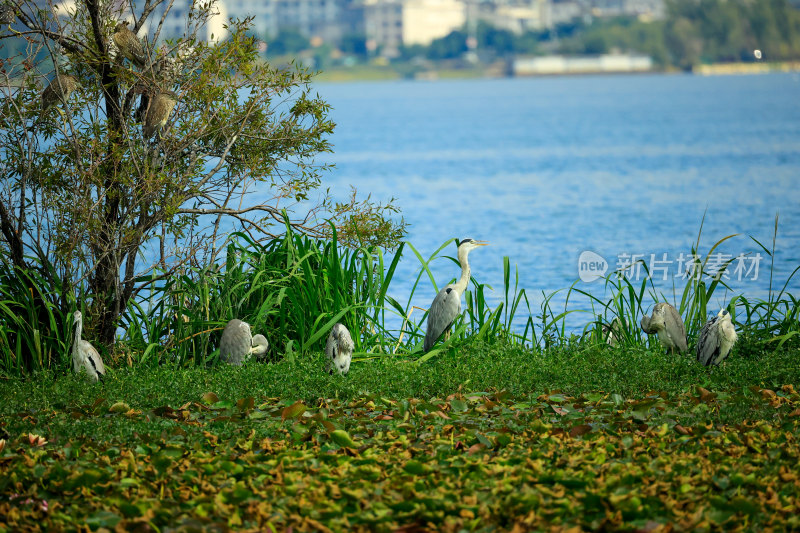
[457,238,489,252]
[251,334,269,357]
[718,309,730,317]
[73,310,82,324]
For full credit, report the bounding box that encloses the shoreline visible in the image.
[313,60,800,83]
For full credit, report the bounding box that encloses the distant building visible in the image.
[402,0,466,45]
[47,0,666,54]
[513,53,653,75]
[475,0,549,34]
[346,0,465,56]
[273,0,344,42]
[226,0,277,39]
[589,0,664,19]
[349,0,404,56]
[549,0,583,25]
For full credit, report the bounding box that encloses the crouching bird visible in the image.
[424,238,488,352]
[142,90,178,140]
[219,319,268,365]
[40,73,80,115]
[72,311,106,382]
[696,309,738,366]
[325,323,354,375]
[113,21,148,68]
[641,302,688,354]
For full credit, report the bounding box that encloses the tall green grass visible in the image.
[1,217,798,378]
[573,213,799,354]
[120,222,403,366]
[0,258,76,376]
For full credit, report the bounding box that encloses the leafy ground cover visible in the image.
[1,343,799,531]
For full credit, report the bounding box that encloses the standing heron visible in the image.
[40,73,80,115]
[641,302,688,354]
[72,311,106,382]
[219,319,269,365]
[423,238,489,352]
[142,90,177,139]
[696,309,738,366]
[325,323,354,375]
[113,22,148,68]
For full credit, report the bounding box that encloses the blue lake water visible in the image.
[310,73,800,334]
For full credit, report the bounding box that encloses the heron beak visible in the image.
[474,240,489,246]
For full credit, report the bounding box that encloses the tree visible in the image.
[267,28,310,56]
[426,30,468,60]
[0,0,405,352]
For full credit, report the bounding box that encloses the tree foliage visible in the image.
[0,0,405,354]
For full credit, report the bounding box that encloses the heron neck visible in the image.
[73,319,81,351]
[453,253,471,295]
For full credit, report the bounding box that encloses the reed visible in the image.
[0,258,75,376]
[1,218,797,378]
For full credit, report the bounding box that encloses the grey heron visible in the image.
[113,22,148,68]
[142,91,177,139]
[640,302,688,354]
[423,238,488,352]
[325,323,354,375]
[72,311,106,382]
[696,309,738,366]
[219,319,268,365]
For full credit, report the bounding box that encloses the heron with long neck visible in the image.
[423,238,488,352]
[72,311,106,382]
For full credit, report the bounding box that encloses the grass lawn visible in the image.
[1,341,799,531]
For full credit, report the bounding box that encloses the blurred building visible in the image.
[344,0,466,56]
[402,0,466,44]
[50,0,666,54]
[473,0,550,33]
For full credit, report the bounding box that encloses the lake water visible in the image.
[311,73,800,334]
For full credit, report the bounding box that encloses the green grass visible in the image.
[2,335,797,429]
[1,340,798,532]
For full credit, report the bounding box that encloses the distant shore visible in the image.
[313,59,800,83]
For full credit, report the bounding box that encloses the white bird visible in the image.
[602,317,624,346]
[696,309,738,366]
[219,319,268,365]
[640,302,688,354]
[325,322,354,375]
[72,311,106,382]
[424,238,489,352]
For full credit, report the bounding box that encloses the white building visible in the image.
[402,0,466,45]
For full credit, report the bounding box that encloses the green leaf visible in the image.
[402,460,427,475]
[330,429,357,448]
[282,401,306,421]
[108,401,130,413]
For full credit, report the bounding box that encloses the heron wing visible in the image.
[80,340,105,382]
[665,306,688,352]
[220,319,251,365]
[424,286,461,352]
[696,317,721,366]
